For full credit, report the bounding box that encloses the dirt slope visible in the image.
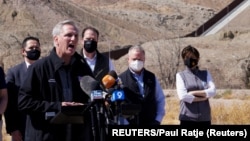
[1,0,250,88]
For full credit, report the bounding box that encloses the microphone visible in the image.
[90,90,103,102]
[109,82,125,125]
[100,70,125,102]
[111,90,125,102]
[80,76,111,132]
[80,75,105,102]
[101,70,118,89]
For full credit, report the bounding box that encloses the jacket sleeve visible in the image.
[18,64,61,115]
[4,68,19,134]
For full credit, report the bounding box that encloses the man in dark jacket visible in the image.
[18,20,93,141]
[119,45,165,125]
[4,36,41,141]
[80,26,115,141]
[0,66,7,141]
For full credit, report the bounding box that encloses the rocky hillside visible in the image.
[1,0,250,89]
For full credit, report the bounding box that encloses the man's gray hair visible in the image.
[52,20,79,37]
[128,45,145,56]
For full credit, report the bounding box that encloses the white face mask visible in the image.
[129,60,144,72]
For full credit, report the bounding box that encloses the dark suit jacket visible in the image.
[4,62,27,138]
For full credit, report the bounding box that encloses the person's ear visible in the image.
[81,38,85,45]
[21,48,26,56]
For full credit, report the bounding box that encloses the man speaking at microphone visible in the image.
[118,45,166,125]
[18,20,94,141]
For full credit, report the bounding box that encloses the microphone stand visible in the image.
[92,101,108,141]
[90,106,97,141]
[114,101,120,125]
[113,99,127,125]
[96,103,103,141]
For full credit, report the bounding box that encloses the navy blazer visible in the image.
[4,62,28,137]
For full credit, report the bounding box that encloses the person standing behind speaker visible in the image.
[0,66,7,141]
[4,36,41,141]
[118,45,166,125]
[176,45,216,126]
[80,27,116,140]
[80,26,115,82]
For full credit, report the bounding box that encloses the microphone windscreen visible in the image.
[108,70,118,80]
[80,75,101,96]
[102,75,116,89]
[102,70,118,89]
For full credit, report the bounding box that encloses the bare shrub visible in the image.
[211,99,250,124]
[161,90,250,125]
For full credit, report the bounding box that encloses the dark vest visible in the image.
[179,68,211,121]
[119,68,156,125]
[80,49,110,82]
[93,51,110,82]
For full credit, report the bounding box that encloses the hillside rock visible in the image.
[1,0,249,89]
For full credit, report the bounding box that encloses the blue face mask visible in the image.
[184,58,198,68]
[84,40,97,53]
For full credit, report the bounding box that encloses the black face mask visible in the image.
[184,58,198,68]
[84,40,97,53]
[26,50,41,60]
